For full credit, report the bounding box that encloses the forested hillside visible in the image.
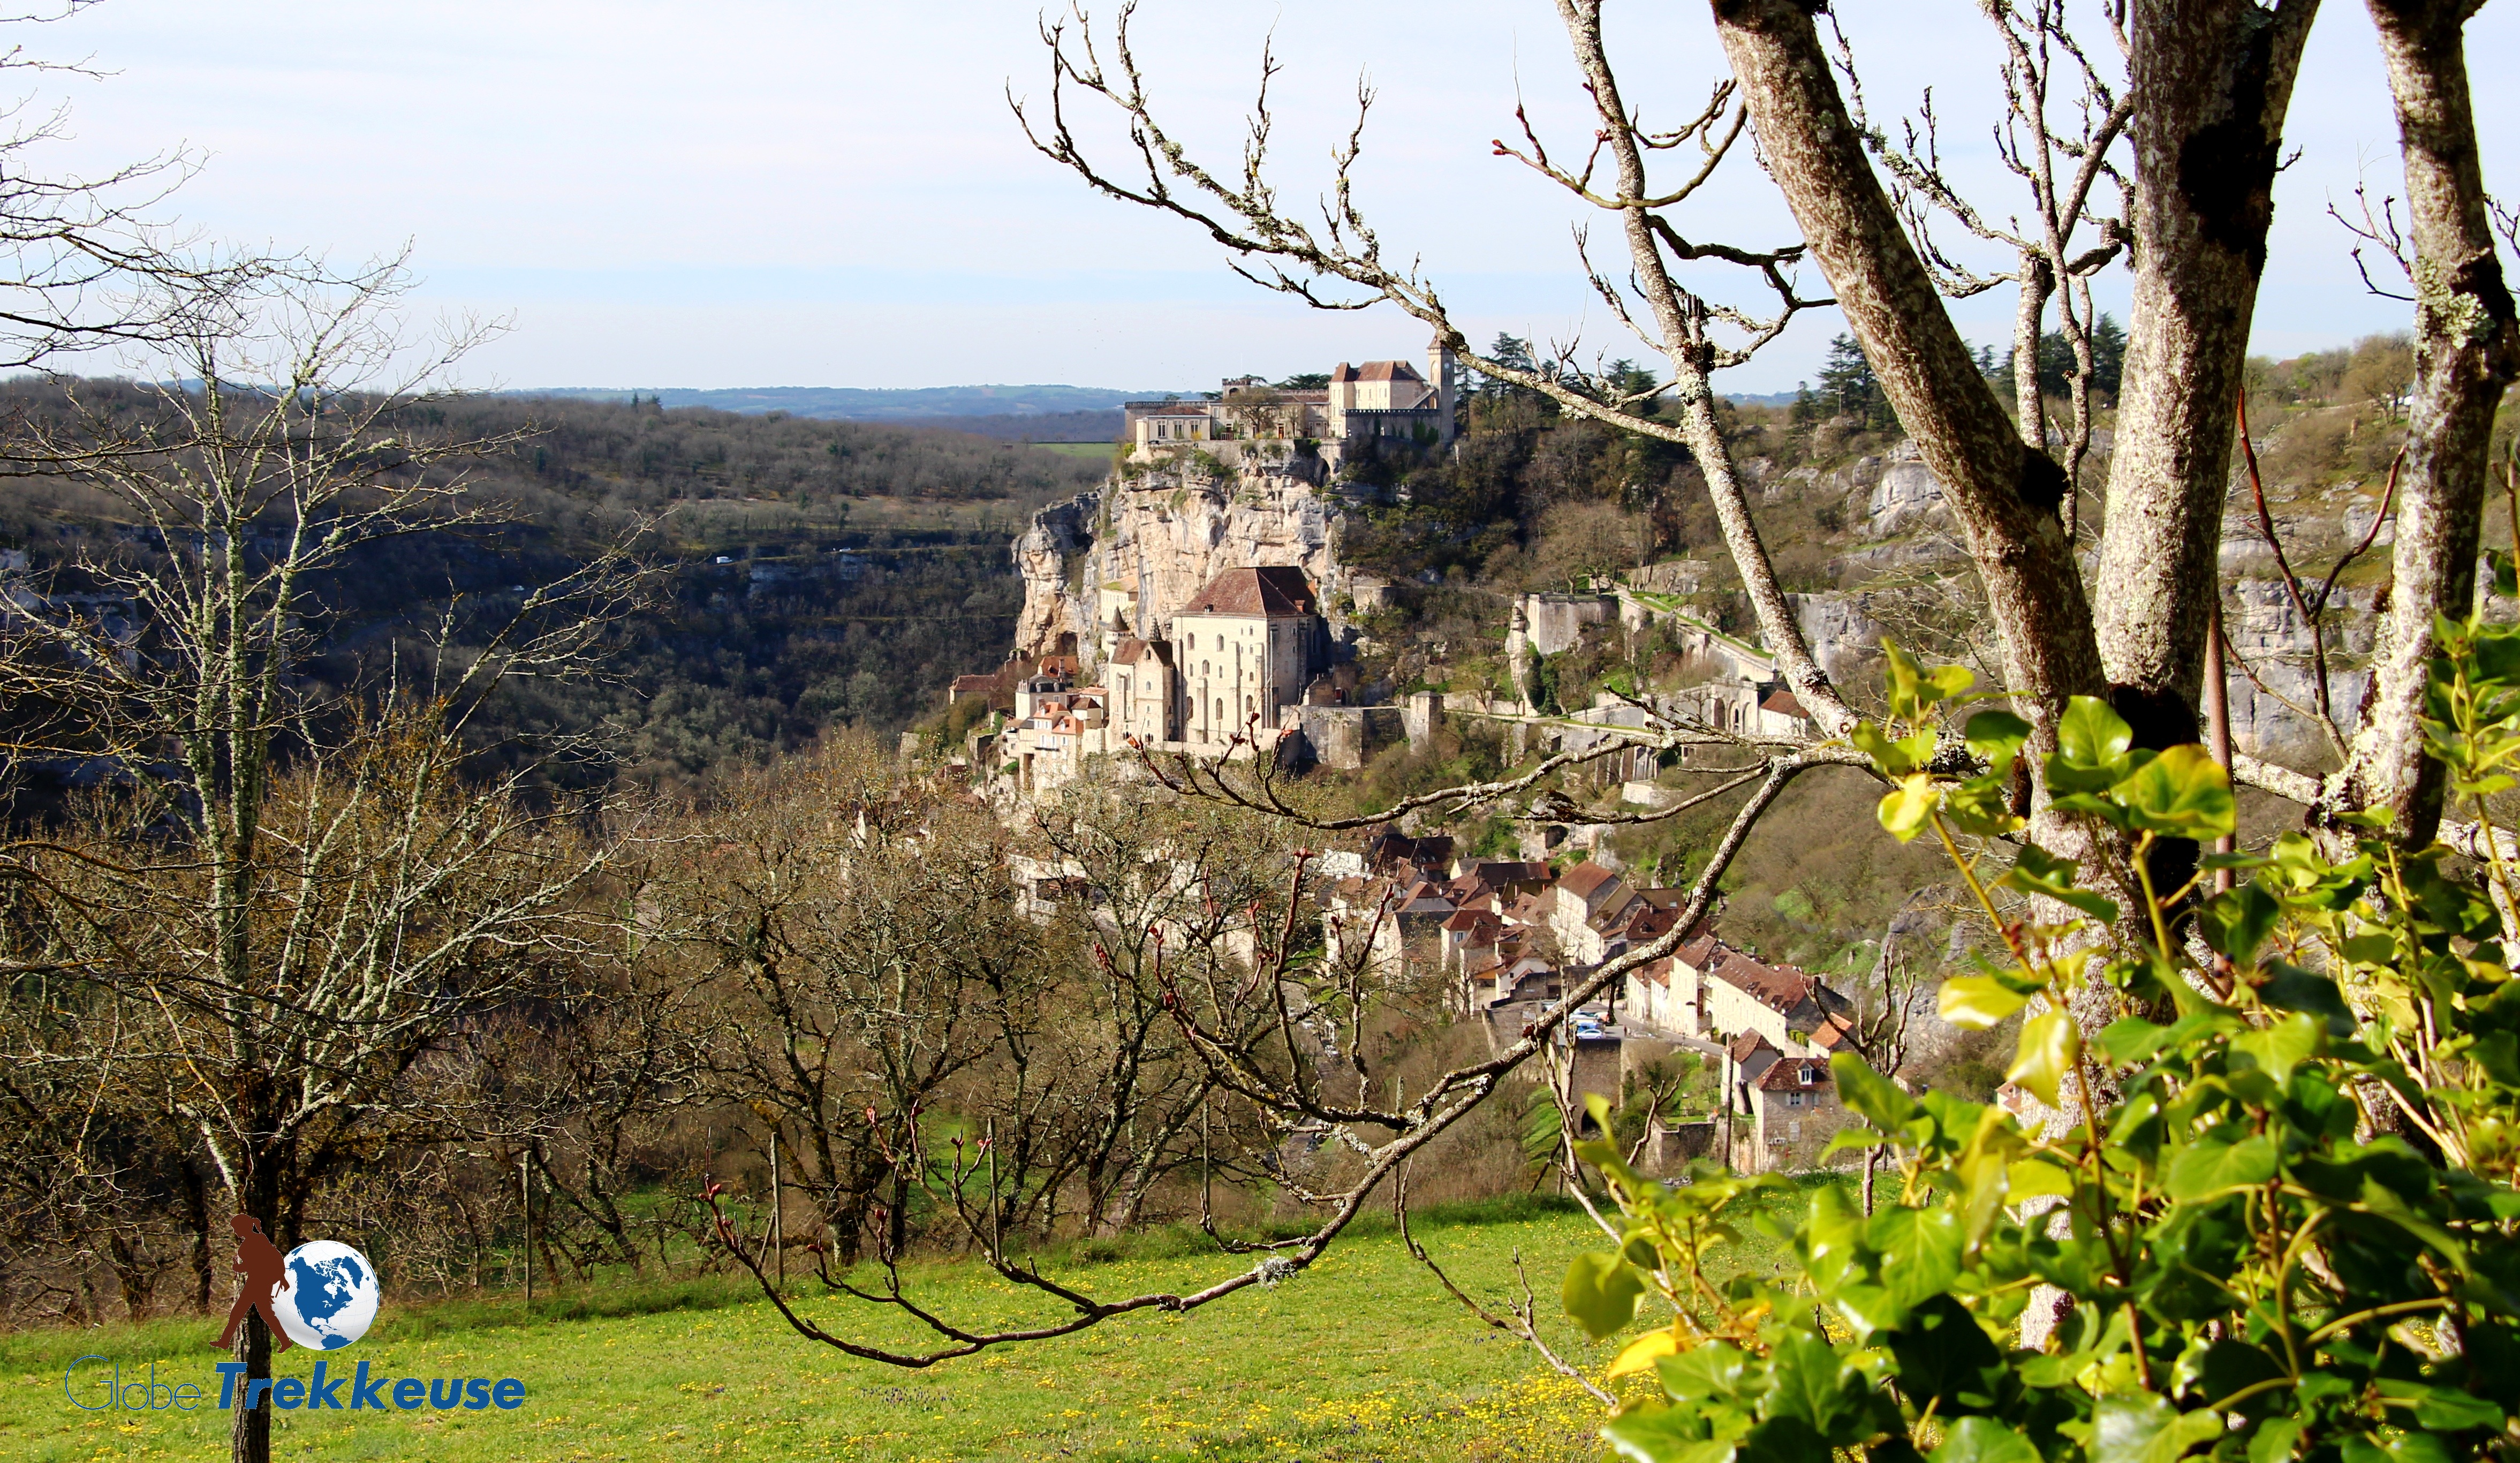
[0,383,1107,793]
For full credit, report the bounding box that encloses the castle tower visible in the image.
[1426,334,1460,443]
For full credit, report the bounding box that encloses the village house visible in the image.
[1623,931,1854,1058]
[1719,1034,1848,1171]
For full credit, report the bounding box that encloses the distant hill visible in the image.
[517,384,1182,423]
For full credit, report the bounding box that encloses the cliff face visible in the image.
[1012,461,1354,671]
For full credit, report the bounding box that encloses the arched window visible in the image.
[1245,696,1254,717]
[1214,698,1223,722]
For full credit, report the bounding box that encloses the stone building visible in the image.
[1171,565,1323,751]
[1122,338,1459,464]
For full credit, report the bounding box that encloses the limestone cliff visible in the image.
[1012,459,1357,672]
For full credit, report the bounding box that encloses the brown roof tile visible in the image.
[1178,565,1318,617]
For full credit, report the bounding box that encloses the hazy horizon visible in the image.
[32,1,2514,394]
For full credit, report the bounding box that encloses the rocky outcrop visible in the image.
[1011,493,1100,660]
[1858,442,1949,540]
[1011,460,1353,672]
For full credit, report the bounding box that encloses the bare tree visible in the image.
[0,262,645,1463]
[1828,0,2132,536]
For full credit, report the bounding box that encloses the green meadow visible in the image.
[1,1192,1815,1463]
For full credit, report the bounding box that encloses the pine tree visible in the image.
[1815,333,1890,429]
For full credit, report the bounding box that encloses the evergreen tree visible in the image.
[1815,333,1891,429]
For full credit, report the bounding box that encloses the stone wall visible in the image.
[1293,705,1405,770]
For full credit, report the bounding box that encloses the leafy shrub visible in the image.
[1556,638,2520,1462]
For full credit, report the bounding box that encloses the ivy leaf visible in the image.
[1871,1203,1965,1310]
[2166,1132,2279,1201]
[1940,976,2029,1031]
[2110,744,2236,840]
[2198,882,2280,968]
[1878,774,1940,842]
[1832,1052,1921,1130]
[2006,1010,2079,1109]
[1962,710,2031,765]
[1563,1251,1646,1339]
[2052,696,2133,789]
[1656,1341,1751,1402]
[1997,844,2120,923]
[2254,966,2353,1038]
[1761,1332,1865,1439]
[2093,1394,2223,1463]
[1929,1418,2040,1463]
[2230,1013,2324,1085]
[1602,1403,1735,1463]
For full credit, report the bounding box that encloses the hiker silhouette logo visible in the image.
[216,1218,380,1353]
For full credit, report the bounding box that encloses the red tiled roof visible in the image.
[1729,1029,1779,1062]
[1556,861,1625,905]
[1761,690,1807,718]
[1178,565,1319,617]
[950,674,996,691]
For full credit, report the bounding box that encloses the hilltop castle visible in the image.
[1121,339,1459,467]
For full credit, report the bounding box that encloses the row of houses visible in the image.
[1315,834,1864,1171]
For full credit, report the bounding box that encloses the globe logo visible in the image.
[269,1240,380,1351]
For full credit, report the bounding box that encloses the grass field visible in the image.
[0,1190,1819,1462]
[1030,441,1119,461]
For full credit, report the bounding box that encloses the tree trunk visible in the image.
[2339,0,2520,845]
[2094,0,2318,740]
[1708,0,2101,760]
[230,1304,270,1463]
[183,1163,214,1314]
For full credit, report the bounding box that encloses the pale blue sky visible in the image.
[35,0,2516,393]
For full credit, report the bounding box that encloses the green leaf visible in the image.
[1832,1052,1920,1130]
[1878,774,1940,842]
[1872,1203,1965,1310]
[2166,1132,2279,1201]
[1997,844,2121,923]
[2417,1391,2508,1432]
[1940,976,2029,1031]
[1655,1341,1750,1402]
[2110,743,2236,840]
[1851,722,1917,777]
[1962,710,2031,765]
[1761,1332,1864,1438]
[1563,1251,1646,1339]
[2198,883,2280,967]
[2056,696,2133,773]
[2006,1009,2079,1109]
[2093,1394,2222,1463]
[2247,1417,2303,1463]
[2230,1013,2324,1085]
[1929,1418,2039,1463]
[2254,966,2353,1038]
[1602,1404,1736,1463]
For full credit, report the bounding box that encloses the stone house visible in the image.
[1623,932,1853,1058]
[1171,565,1323,752]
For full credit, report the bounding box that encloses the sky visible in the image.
[27,0,2519,395]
